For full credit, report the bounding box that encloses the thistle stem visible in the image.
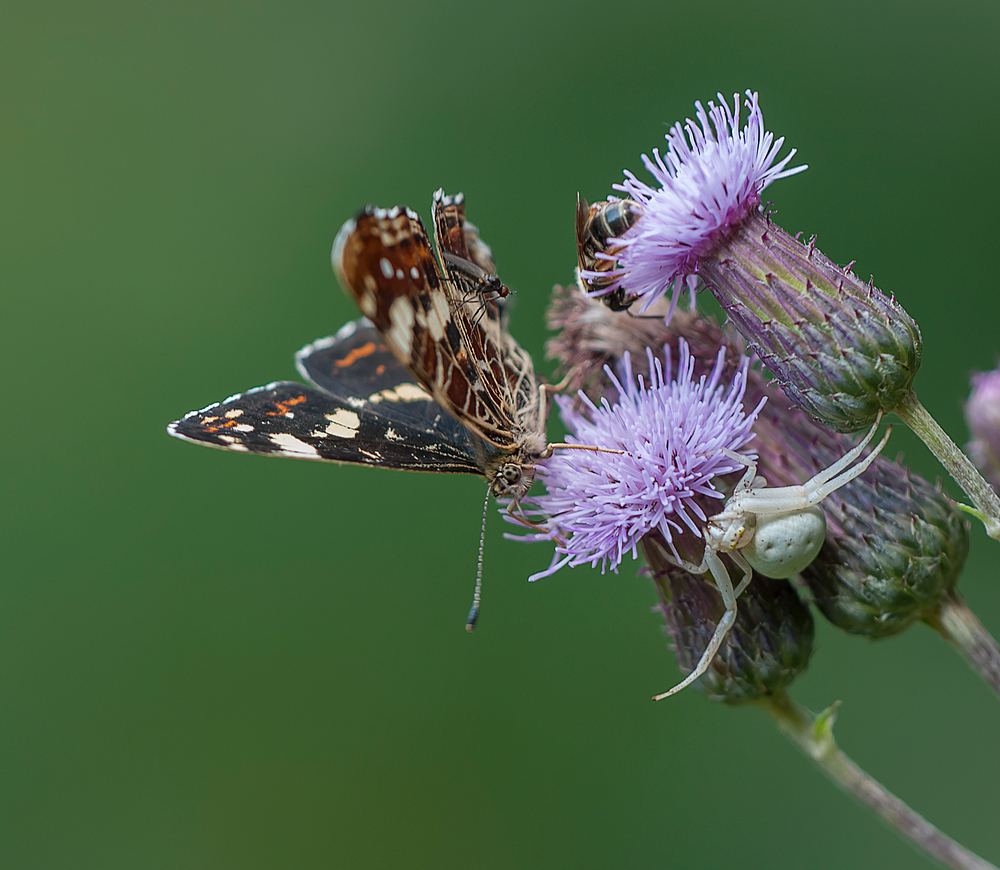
[762,692,996,870]
[925,595,1000,699]
[892,390,1000,540]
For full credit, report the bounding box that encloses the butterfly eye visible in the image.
[501,463,522,485]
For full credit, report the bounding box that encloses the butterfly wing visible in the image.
[431,191,543,443]
[168,321,484,474]
[295,317,483,452]
[332,195,526,449]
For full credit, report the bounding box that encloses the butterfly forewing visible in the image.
[295,319,468,440]
[332,190,548,499]
[335,198,524,448]
[168,382,482,474]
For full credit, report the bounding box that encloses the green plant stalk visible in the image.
[892,390,1000,541]
[924,594,1000,699]
[762,692,996,870]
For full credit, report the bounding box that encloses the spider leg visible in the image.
[802,424,892,503]
[729,550,754,598]
[673,556,707,574]
[732,423,892,516]
[804,412,882,491]
[653,548,737,700]
[718,447,759,493]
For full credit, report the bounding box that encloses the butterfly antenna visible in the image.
[466,486,491,631]
[548,443,626,456]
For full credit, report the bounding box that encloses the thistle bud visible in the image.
[800,459,970,639]
[749,397,970,639]
[643,534,814,704]
[701,215,922,433]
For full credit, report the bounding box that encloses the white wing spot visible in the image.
[217,435,248,451]
[425,289,450,341]
[384,427,403,442]
[367,383,430,404]
[232,424,254,432]
[224,409,244,418]
[380,257,394,279]
[395,268,404,279]
[410,266,420,279]
[387,297,414,358]
[324,408,361,439]
[359,290,377,317]
[269,433,320,456]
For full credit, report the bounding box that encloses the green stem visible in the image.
[762,692,996,870]
[892,390,1000,540]
[925,595,1000,699]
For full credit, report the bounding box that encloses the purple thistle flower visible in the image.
[965,364,1000,493]
[516,340,763,580]
[588,91,806,309]
[598,89,1000,540]
[595,88,923,443]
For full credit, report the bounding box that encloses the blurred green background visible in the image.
[4,0,999,867]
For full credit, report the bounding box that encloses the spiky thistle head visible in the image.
[599,90,922,434]
[746,366,969,639]
[588,91,805,307]
[514,338,763,580]
[644,534,815,704]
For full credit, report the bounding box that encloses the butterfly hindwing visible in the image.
[295,319,477,452]
[168,337,483,474]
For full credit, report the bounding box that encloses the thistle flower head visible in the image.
[965,364,1000,493]
[594,89,920,433]
[517,340,763,580]
[748,384,970,639]
[595,91,806,308]
[544,286,966,640]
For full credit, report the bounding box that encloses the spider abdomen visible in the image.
[743,505,827,579]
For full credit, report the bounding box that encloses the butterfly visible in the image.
[331,189,551,500]
[168,190,554,626]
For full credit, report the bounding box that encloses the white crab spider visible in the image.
[655,413,891,701]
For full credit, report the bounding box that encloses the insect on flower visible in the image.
[575,194,643,311]
[655,413,891,699]
[515,331,891,699]
[169,189,618,629]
